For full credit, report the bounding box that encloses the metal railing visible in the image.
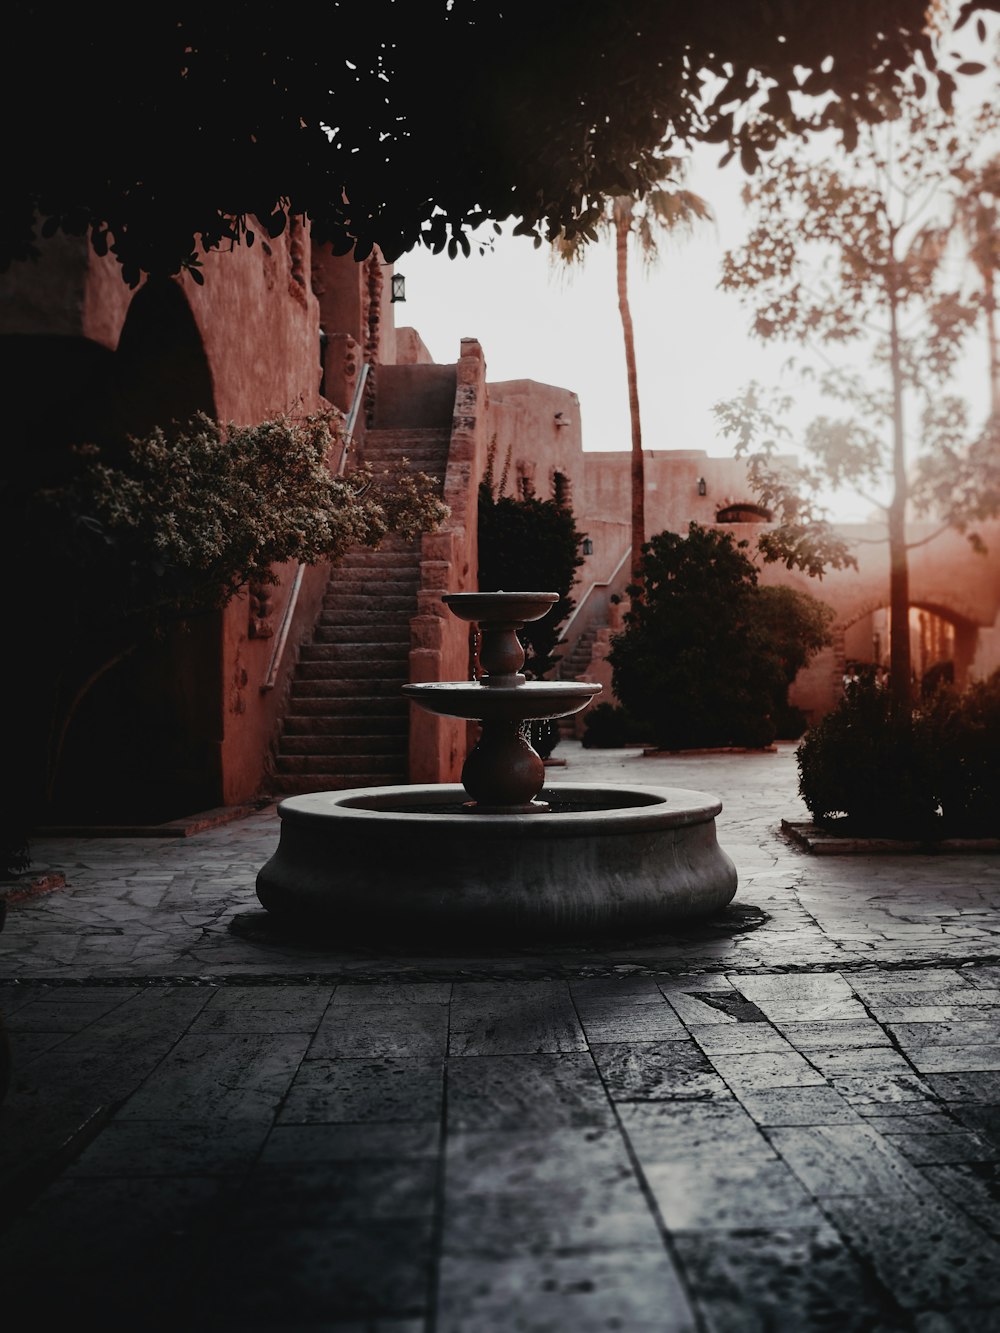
[261,363,370,691]
[558,547,630,648]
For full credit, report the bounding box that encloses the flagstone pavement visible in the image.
[1,740,999,1331]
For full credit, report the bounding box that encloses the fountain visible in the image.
[256,591,738,942]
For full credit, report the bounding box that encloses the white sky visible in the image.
[398,44,999,525]
[399,144,808,456]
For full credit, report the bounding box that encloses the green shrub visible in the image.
[797,669,1000,838]
[609,525,832,751]
[934,671,1000,834]
[477,440,587,765]
[477,442,585,682]
[774,702,809,740]
[581,703,645,749]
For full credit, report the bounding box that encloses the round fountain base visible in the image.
[256,783,738,942]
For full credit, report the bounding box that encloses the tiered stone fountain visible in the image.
[256,591,737,942]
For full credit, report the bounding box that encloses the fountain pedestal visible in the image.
[256,591,738,941]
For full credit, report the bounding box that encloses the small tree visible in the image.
[717,89,1000,712]
[477,441,586,758]
[550,161,713,585]
[477,442,586,679]
[608,524,833,750]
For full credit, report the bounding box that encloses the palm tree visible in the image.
[552,159,714,585]
[954,155,1000,418]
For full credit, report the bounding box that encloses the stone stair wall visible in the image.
[266,340,496,794]
[268,427,450,795]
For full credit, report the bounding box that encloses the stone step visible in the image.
[330,570,419,586]
[269,772,407,795]
[336,550,421,568]
[290,679,409,699]
[292,660,408,682]
[281,714,409,736]
[364,437,449,457]
[322,579,419,597]
[283,696,410,717]
[301,640,410,661]
[320,595,416,615]
[316,610,412,631]
[275,753,406,775]
[279,734,405,756]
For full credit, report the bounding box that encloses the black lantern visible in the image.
[390,273,406,303]
[696,476,707,496]
[582,538,594,556]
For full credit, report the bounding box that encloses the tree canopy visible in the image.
[715,84,1000,706]
[5,1,997,285]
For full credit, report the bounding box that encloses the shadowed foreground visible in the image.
[1,741,999,1330]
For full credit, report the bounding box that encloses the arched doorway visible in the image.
[844,603,978,694]
[51,280,224,823]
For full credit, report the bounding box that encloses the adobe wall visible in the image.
[174,228,333,806]
[3,226,390,814]
[561,447,1000,723]
[408,339,493,783]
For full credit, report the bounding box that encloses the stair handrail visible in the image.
[334,361,370,477]
[261,363,371,691]
[558,547,630,646]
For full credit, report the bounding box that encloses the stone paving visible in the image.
[1,741,999,1330]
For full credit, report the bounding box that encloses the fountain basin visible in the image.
[256,782,738,941]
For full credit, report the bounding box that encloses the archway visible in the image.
[843,601,979,694]
[51,280,224,823]
[715,501,772,524]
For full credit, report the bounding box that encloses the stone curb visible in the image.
[782,819,1000,856]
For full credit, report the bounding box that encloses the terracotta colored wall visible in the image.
[409,339,492,783]
[565,449,1000,723]
[4,227,372,812]
[153,229,330,807]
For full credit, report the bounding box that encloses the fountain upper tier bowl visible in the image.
[401,680,600,722]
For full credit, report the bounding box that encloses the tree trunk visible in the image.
[615,213,645,587]
[887,286,912,715]
[986,267,998,419]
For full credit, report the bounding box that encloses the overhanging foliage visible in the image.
[5,2,996,284]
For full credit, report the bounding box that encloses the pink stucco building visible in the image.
[4,230,998,824]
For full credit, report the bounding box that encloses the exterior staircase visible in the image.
[269,427,450,794]
[558,627,599,683]
[556,625,601,738]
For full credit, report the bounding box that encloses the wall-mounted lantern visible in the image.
[696,476,707,496]
[390,273,406,303]
[554,411,569,427]
[582,537,594,556]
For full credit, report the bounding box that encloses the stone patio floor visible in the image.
[1,740,999,1331]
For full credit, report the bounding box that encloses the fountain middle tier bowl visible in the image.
[255,782,739,942]
[402,679,601,722]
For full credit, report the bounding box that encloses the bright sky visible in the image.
[399,48,999,525]
[398,143,800,457]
